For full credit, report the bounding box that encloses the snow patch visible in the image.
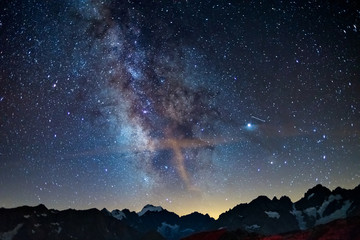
[0,223,23,240]
[265,211,280,219]
[290,205,306,230]
[55,226,62,234]
[138,204,163,216]
[318,194,342,217]
[304,207,317,218]
[245,224,260,231]
[41,213,47,217]
[307,193,315,200]
[50,222,62,233]
[34,223,41,228]
[157,222,179,239]
[24,215,30,218]
[181,228,195,234]
[316,200,352,225]
[111,209,126,220]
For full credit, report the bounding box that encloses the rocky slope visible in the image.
[182,216,360,240]
[216,184,360,235]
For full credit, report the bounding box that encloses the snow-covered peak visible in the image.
[111,209,126,220]
[138,204,163,216]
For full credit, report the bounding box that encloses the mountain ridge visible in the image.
[1,183,359,240]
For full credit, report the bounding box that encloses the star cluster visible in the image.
[0,0,359,218]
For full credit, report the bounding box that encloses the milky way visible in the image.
[1,0,359,218]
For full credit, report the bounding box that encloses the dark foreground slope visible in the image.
[182,216,360,240]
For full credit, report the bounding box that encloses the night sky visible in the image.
[1,0,359,218]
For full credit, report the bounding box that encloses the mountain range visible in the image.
[1,184,360,240]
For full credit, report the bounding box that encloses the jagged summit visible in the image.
[250,195,271,204]
[111,209,126,220]
[138,204,164,216]
[304,184,331,199]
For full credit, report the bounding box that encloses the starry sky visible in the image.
[1,0,360,219]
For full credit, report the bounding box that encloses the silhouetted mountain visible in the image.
[1,184,359,240]
[0,204,141,240]
[216,194,298,235]
[295,184,332,210]
[179,212,215,231]
[216,183,360,235]
[106,205,215,239]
